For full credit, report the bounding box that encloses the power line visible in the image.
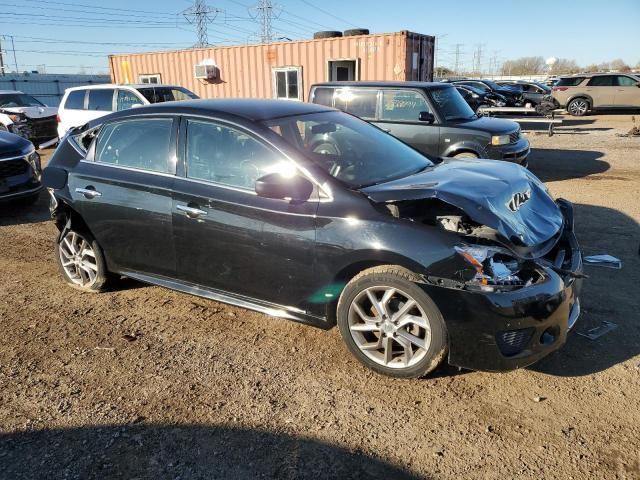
[20,0,176,16]
[299,0,357,28]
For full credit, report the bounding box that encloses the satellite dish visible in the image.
[546,57,558,66]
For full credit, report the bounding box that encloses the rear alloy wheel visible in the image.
[567,98,589,116]
[337,266,447,378]
[56,229,109,292]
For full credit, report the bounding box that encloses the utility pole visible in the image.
[474,44,483,76]
[251,0,279,44]
[182,0,223,47]
[453,43,464,75]
[0,36,5,76]
[433,33,448,78]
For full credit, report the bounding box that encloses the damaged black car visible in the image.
[43,100,583,378]
[0,91,58,149]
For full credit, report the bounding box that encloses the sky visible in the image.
[1,0,639,75]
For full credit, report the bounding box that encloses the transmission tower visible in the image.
[183,0,223,47]
[251,0,279,44]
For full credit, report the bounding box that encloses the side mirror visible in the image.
[418,111,435,123]
[255,173,313,202]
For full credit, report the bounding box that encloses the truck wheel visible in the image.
[567,98,589,116]
[337,265,448,378]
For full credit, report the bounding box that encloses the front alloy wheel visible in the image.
[56,229,109,292]
[337,266,447,378]
[348,286,431,369]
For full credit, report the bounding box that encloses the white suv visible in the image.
[57,84,199,137]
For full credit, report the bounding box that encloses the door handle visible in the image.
[75,187,102,199]
[176,204,207,218]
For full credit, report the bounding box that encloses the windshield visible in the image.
[263,111,433,188]
[136,86,199,104]
[429,87,476,121]
[0,93,45,108]
[483,80,501,90]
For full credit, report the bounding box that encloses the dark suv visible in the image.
[0,130,42,205]
[309,82,530,166]
[43,99,582,378]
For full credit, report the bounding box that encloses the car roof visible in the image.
[563,72,639,77]
[64,84,186,92]
[311,81,451,90]
[100,99,335,123]
[0,90,25,94]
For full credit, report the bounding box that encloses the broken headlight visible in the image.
[27,150,42,177]
[454,245,534,291]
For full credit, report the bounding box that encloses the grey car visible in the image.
[309,82,530,166]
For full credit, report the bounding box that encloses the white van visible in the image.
[57,84,199,137]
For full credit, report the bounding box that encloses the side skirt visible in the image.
[120,270,331,329]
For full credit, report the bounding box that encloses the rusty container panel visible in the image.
[110,31,435,101]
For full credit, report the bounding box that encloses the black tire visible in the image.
[343,28,369,36]
[337,265,448,378]
[453,151,479,159]
[55,227,111,293]
[567,97,589,116]
[313,31,343,39]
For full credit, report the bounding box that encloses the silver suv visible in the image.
[552,73,640,116]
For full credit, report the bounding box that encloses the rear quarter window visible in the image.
[556,77,585,87]
[64,90,86,110]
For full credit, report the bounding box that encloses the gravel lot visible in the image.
[1,114,639,479]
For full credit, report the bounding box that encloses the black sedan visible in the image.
[496,81,552,106]
[455,84,507,111]
[43,100,583,378]
[452,80,524,106]
[0,130,42,205]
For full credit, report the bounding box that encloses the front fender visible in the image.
[442,140,487,158]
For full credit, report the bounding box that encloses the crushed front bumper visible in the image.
[486,137,530,166]
[424,202,583,372]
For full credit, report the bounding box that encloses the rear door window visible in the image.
[88,89,115,111]
[94,118,174,173]
[556,77,585,87]
[380,90,430,122]
[65,90,86,110]
[333,88,378,119]
[587,76,615,87]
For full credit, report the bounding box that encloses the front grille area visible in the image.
[0,158,29,178]
[29,115,58,139]
[509,129,521,144]
[496,327,535,357]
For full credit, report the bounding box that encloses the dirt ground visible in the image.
[1,114,639,479]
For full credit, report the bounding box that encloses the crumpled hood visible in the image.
[362,158,564,248]
[1,105,58,119]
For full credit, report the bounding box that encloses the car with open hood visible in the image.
[0,91,58,149]
[43,99,582,378]
[309,82,530,165]
[0,129,42,204]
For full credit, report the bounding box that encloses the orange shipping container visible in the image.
[109,31,435,101]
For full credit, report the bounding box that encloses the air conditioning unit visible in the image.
[194,59,219,80]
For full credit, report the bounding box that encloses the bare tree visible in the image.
[610,58,631,72]
[501,56,546,75]
[553,58,581,74]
